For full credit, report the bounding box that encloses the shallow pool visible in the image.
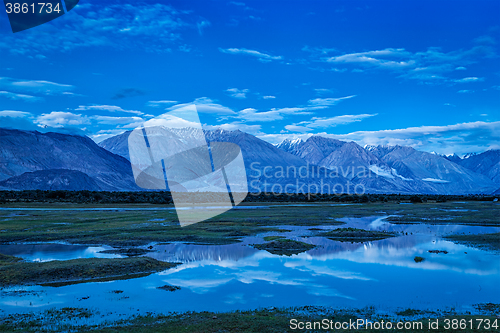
[0,215,498,322]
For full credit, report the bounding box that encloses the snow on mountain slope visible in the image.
[458,150,500,184]
[99,127,353,194]
[367,145,496,194]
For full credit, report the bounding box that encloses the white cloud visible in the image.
[316,44,496,84]
[325,48,414,68]
[308,95,356,106]
[76,105,144,115]
[233,95,356,123]
[0,110,37,130]
[314,88,334,95]
[219,48,283,62]
[260,121,500,155]
[0,91,42,102]
[167,97,236,115]
[302,45,337,55]
[91,129,128,143]
[204,122,262,134]
[36,112,90,127]
[144,113,200,129]
[0,110,32,118]
[286,114,377,132]
[236,107,316,122]
[453,77,484,83]
[0,3,194,55]
[457,90,473,93]
[197,20,211,36]
[0,77,74,95]
[93,116,145,128]
[226,88,249,99]
[146,100,178,107]
[285,124,313,132]
[473,35,497,45]
[262,95,276,99]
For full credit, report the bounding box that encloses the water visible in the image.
[0,216,499,322]
[0,244,121,262]
[0,206,270,212]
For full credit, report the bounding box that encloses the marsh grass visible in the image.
[0,256,178,287]
[252,239,316,256]
[1,306,499,333]
[0,202,497,247]
[318,227,397,242]
[444,232,500,252]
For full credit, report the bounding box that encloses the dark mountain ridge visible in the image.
[0,128,139,191]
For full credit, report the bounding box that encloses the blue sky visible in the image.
[0,0,499,155]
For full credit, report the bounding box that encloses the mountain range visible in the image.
[0,127,498,195]
[278,137,498,195]
[0,128,139,191]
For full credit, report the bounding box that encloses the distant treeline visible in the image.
[0,190,497,204]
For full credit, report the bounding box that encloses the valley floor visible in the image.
[0,200,498,331]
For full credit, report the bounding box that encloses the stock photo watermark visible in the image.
[128,104,248,226]
[3,0,79,33]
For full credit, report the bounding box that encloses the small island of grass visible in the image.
[0,255,178,287]
[319,227,396,242]
[252,239,316,256]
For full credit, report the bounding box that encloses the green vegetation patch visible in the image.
[1,307,499,333]
[157,285,181,292]
[0,253,22,266]
[319,227,396,242]
[252,239,315,256]
[263,235,286,241]
[475,303,500,314]
[444,232,500,252]
[396,308,436,317]
[98,248,153,257]
[428,250,448,254]
[0,201,497,248]
[0,256,178,287]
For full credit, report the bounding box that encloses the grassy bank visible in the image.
[1,306,499,332]
[252,239,316,256]
[318,227,396,242]
[0,256,178,287]
[444,232,500,252]
[0,201,498,247]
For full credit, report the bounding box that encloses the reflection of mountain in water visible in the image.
[146,243,259,263]
[305,235,432,257]
[145,232,438,263]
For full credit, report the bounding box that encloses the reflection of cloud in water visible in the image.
[162,278,233,294]
[338,215,500,236]
[0,244,119,262]
[284,261,375,281]
[303,239,500,276]
[1,213,498,318]
[234,270,308,286]
[2,300,65,308]
[147,243,258,263]
[306,284,356,300]
[159,257,311,294]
